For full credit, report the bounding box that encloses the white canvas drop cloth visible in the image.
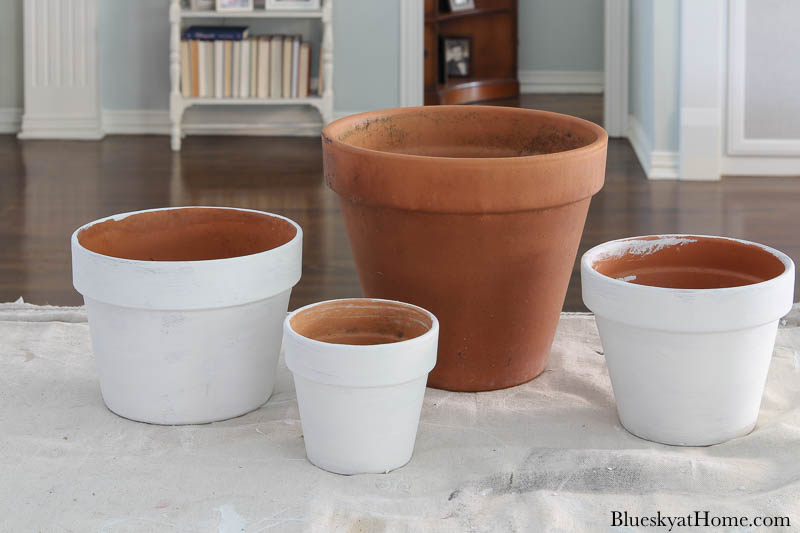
[1,301,799,532]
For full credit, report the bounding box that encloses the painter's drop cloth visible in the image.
[2,302,799,532]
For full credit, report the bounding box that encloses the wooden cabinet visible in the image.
[424,0,519,105]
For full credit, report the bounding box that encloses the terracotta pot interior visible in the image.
[291,299,433,346]
[325,107,600,158]
[78,208,297,261]
[592,236,786,289]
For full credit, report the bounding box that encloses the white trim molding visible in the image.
[398,0,424,107]
[103,109,324,137]
[19,0,103,140]
[727,1,800,157]
[518,70,603,94]
[0,108,22,134]
[628,114,679,180]
[678,0,725,180]
[604,0,629,137]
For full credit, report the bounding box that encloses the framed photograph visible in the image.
[441,36,472,78]
[266,0,321,10]
[216,0,254,12]
[190,0,215,11]
[448,0,475,12]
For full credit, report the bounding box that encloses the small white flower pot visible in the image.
[283,298,438,474]
[582,235,795,446]
[72,207,302,425]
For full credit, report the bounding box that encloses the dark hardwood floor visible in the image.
[1,94,798,310]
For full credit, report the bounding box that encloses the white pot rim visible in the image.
[581,234,795,332]
[72,206,303,310]
[71,206,301,265]
[284,298,439,387]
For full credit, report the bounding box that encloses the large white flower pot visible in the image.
[72,207,302,425]
[582,235,794,446]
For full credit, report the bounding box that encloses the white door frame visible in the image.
[604,0,629,137]
[678,0,725,180]
[399,0,424,107]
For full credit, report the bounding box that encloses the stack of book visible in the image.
[180,26,314,99]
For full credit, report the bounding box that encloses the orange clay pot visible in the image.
[322,106,608,391]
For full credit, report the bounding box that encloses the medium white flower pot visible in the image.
[72,207,302,425]
[582,235,794,446]
[283,298,438,474]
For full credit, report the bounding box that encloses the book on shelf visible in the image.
[269,35,283,98]
[317,45,324,96]
[257,37,270,98]
[224,41,233,97]
[214,40,224,98]
[290,35,300,98]
[281,35,292,98]
[180,27,315,102]
[240,39,250,98]
[183,26,249,41]
[299,42,311,98]
[249,37,258,98]
[232,40,241,98]
[180,40,191,98]
[190,40,200,97]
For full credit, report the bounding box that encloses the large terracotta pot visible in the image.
[322,106,607,391]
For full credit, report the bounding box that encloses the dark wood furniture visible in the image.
[424,0,519,105]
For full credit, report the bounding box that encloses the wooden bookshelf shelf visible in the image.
[424,0,518,105]
[169,0,334,151]
[433,7,509,22]
[186,97,323,105]
[180,9,323,19]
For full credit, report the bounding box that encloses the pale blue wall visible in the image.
[653,0,679,151]
[0,0,23,108]
[98,0,400,112]
[518,0,604,72]
[629,0,654,146]
[629,0,680,152]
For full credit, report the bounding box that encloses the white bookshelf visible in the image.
[168,0,334,151]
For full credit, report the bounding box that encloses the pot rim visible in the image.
[71,205,301,265]
[581,234,795,332]
[322,106,608,214]
[72,206,303,310]
[322,105,608,163]
[582,234,793,294]
[283,298,439,387]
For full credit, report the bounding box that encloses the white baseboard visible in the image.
[103,108,324,136]
[518,70,603,94]
[333,110,368,121]
[102,110,171,135]
[722,156,800,176]
[0,108,22,134]
[627,114,679,180]
[18,114,104,140]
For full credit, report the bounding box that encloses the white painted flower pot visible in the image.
[284,298,438,474]
[582,235,795,446]
[72,207,302,425]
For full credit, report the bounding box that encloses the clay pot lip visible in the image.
[284,298,439,351]
[321,105,608,163]
[71,206,302,265]
[582,234,794,294]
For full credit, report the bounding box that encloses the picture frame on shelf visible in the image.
[447,0,475,12]
[441,35,472,79]
[216,0,254,12]
[189,0,215,11]
[266,0,321,11]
